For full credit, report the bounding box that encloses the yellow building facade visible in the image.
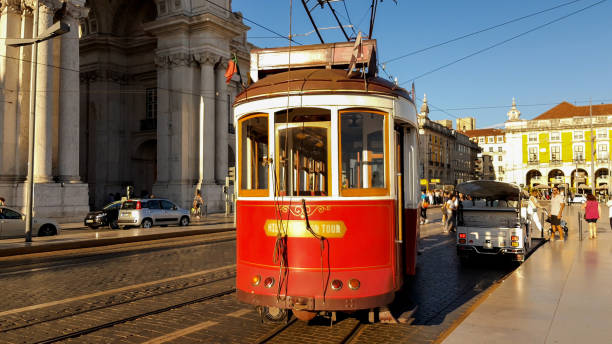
[504,102,612,193]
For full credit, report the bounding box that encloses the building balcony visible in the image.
[549,159,563,166]
[140,118,157,131]
[573,158,585,164]
[527,159,539,165]
[596,158,609,164]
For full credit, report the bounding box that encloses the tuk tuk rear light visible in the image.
[511,235,519,241]
[469,240,473,244]
[511,242,519,247]
[459,233,466,239]
[136,201,142,210]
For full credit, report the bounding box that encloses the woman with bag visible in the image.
[420,198,429,225]
[582,194,599,239]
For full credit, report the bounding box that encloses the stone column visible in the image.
[0,0,23,181]
[154,54,170,185]
[34,0,59,183]
[215,61,228,183]
[195,52,218,185]
[17,3,34,180]
[58,1,88,182]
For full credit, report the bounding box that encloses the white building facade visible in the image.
[0,0,252,217]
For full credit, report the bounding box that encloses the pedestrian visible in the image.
[606,197,612,232]
[457,193,465,226]
[528,191,543,235]
[445,194,456,233]
[549,187,565,241]
[582,194,599,239]
[193,189,204,219]
[420,197,429,225]
[0,197,5,206]
[441,192,448,231]
[427,191,434,206]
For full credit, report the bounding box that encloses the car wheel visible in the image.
[38,225,57,237]
[180,216,190,226]
[110,219,119,229]
[141,219,153,228]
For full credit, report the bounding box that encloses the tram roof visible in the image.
[234,68,413,105]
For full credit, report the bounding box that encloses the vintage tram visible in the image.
[233,41,421,322]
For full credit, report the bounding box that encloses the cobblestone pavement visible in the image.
[0,209,554,343]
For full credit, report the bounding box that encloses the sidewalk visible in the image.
[443,206,612,343]
[0,213,235,257]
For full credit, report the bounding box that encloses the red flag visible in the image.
[225,55,238,84]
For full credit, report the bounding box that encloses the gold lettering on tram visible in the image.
[263,220,347,238]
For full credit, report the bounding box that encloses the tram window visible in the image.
[340,110,387,196]
[275,108,330,197]
[239,115,269,196]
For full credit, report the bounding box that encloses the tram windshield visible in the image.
[340,110,387,195]
[275,108,330,196]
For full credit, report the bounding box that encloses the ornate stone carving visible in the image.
[154,54,170,68]
[216,60,228,71]
[2,0,22,14]
[168,52,195,67]
[64,1,89,20]
[194,52,220,66]
[38,0,61,14]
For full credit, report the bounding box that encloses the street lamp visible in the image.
[6,0,70,242]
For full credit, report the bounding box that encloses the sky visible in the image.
[231,0,612,129]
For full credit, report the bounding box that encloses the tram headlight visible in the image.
[331,280,343,291]
[251,275,261,286]
[348,279,360,290]
[264,277,275,288]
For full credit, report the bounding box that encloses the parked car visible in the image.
[570,194,587,204]
[455,180,531,264]
[84,201,122,229]
[0,206,60,238]
[118,199,190,229]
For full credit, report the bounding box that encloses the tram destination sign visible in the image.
[264,220,347,238]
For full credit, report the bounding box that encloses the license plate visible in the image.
[122,213,128,217]
[86,220,93,223]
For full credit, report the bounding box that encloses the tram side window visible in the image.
[275,108,330,197]
[340,111,387,196]
[239,115,269,196]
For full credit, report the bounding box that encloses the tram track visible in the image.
[0,264,237,342]
[33,288,237,344]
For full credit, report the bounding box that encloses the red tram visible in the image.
[233,41,420,322]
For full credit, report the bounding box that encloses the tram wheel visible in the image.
[260,306,289,322]
[293,309,317,322]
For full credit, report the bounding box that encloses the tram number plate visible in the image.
[484,239,492,249]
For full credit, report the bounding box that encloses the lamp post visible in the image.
[6,1,70,242]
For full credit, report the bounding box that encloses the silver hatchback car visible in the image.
[118,199,190,229]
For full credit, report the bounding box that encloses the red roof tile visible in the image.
[533,102,612,120]
[461,128,505,138]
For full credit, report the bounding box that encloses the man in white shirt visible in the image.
[549,187,565,241]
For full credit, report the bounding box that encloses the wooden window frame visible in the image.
[338,109,389,197]
[274,120,332,197]
[237,113,269,197]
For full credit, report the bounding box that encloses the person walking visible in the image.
[549,187,565,241]
[0,197,5,206]
[528,190,544,235]
[420,197,429,225]
[193,189,204,219]
[441,192,449,231]
[582,194,599,239]
[606,197,612,232]
[446,194,457,233]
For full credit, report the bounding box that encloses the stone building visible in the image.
[456,117,475,131]
[463,128,506,181]
[504,101,612,193]
[0,0,252,217]
[417,94,479,189]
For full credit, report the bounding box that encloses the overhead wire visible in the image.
[382,0,585,65]
[400,0,606,84]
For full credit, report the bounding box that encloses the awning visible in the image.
[534,184,550,190]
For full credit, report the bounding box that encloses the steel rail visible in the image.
[33,288,237,344]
